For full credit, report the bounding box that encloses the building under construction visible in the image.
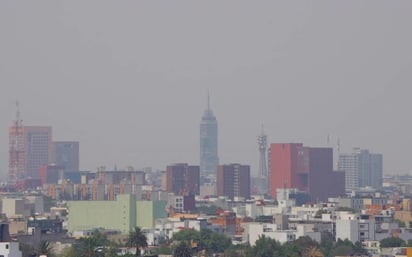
[8,103,52,185]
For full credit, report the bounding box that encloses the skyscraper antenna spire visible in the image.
[207,90,210,110]
[15,100,22,126]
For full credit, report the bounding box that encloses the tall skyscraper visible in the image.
[339,148,383,191]
[166,163,200,196]
[9,126,52,180]
[200,95,218,179]
[53,141,79,171]
[217,163,250,200]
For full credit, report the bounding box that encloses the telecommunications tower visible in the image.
[257,126,268,178]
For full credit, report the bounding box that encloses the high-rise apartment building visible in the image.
[308,147,345,202]
[53,141,79,171]
[200,96,218,179]
[268,143,345,201]
[268,143,309,198]
[216,164,250,200]
[9,125,52,180]
[339,148,383,191]
[166,163,200,196]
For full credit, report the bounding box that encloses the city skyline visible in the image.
[1,1,412,176]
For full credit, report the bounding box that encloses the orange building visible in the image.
[209,211,237,235]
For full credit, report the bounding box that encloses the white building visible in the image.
[0,242,22,257]
[246,223,296,245]
[290,205,321,220]
[155,218,211,240]
[244,222,321,246]
[1,199,28,218]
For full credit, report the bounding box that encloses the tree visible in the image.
[380,237,405,248]
[127,227,148,257]
[353,241,368,256]
[78,236,100,257]
[155,245,173,255]
[303,246,324,257]
[394,219,406,228]
[172,229,200,243]
[320,231,334,256]
[200,228,231,253]
[245,235,282,257]
[225,244,249,257]
[19,242,36,257]
[57,245,77,257]
[329,239,367,257]
[172,228,231,254]
[173,241,192,257]
[314,209,328,219]
[38,240,54,257]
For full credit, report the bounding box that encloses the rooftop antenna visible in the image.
[207,90,210,110]
[336,137,341,170]
[283,178,288,201]
[15,101,22,126]
[337,137,340,152]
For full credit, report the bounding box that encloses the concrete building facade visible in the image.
[339,148,383,191]
[53,141,79,171]
[268,143,308,198]
[216,164,250,200]
[308,148,345,202]
[166,163,199,196]
[67,194,167,233]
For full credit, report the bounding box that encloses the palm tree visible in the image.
[79,236,99,257]
[127,226,148,257]
[37,240,54,257]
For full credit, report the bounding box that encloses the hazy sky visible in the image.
[1,1,412,177]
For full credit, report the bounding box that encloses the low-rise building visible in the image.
[67,194,167,234]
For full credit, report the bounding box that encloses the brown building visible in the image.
[308,147,345,202]
[39,164,64,185]
[209,210,237,235]
[217,164,250,200]
[166,163,200,195]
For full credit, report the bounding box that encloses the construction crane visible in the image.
[8,101,24,185]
